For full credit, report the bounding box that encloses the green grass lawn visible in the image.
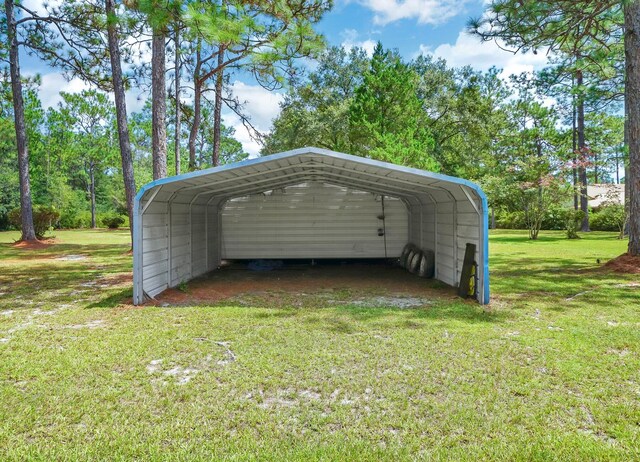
[1,229,638,460]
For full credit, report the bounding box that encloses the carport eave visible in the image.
[134,146,488,205]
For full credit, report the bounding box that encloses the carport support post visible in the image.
[133,186,163,305]
[459,185,489,305]
[133,197,142,305]
[479,193,490,304]
[452,199,458,285]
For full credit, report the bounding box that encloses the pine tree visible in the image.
[349,43,436,170]
[3,0,37,242]
[469,0,639,254]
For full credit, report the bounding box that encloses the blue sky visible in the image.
[21,0,548,155]
[317,0,482,57]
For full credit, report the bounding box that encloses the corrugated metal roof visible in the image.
[135,147,487,206]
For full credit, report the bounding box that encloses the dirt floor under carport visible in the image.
[151,260,461,308]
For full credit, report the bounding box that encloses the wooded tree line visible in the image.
[263,43,625,238]
[1,0,330,240]
[0,82,247,231]
[1,0,639,256]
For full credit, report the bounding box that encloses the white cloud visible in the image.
[35,72,90,109]
[32,73,281,156]
[32,71,147,114]
[222,113,263,157]
[224,80,285,156]
[355,0,470,25]
[419,31,549,79]
[341,29,377,57]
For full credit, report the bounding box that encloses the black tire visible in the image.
[405,249,416,271]
[418,249,435,278]
[408,250,422,274]
[399,243,415,268]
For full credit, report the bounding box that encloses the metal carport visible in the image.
[133,147,490,305]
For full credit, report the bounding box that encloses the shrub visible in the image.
[562,209,585,239]
[590,205,627,238]
[8,205,61,239]
[496,210,526,229]
[541,205,566,230]
[101,214,126,229]
[58,210,92,229]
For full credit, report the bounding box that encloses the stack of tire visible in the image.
[399,243,434,279]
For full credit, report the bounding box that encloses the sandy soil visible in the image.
[152,261,457,306]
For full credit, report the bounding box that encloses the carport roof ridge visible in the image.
[134,146,488,205]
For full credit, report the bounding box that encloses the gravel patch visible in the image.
[56,255,88,261]
[349,296,433,309]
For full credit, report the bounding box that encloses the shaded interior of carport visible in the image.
[133,147,490,305]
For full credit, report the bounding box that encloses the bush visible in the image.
[562,209,585,239]
[58,210,92,229]
[541,205,566,230]
[495,210,526,229]
[101,214,126,229]
[591,205,626,237]
[8,205,61,239]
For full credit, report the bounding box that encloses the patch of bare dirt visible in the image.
[605,253,640,274]
[99,272,132,287]
[152,262,457,306]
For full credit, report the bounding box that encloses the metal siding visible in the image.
[221,182,408,259]
[133,147,490,305]
[141,204,169,299]
[206,200,221,270]
[436,201,456,286]
[419,202,436,253]
[191,204,207,278]
[170,202,191,286]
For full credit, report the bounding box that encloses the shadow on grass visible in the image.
[489,252,636,306]
[334,302,508,324]
[86,288,132,309]
[490,235,569,244]
[248,300,509,332]
[0,243,131,262]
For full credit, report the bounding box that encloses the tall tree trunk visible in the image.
[188,44,202,170]
[572,77,578,210]
[89,165,96,229]
[624,118,630,238]
[576,70,590,232]
[106,0,136,245]
[212,47,224,167]
[188,81,202,170]
[152,29,167,180]
[174,25,181,176]
[6,0,37,242]
[625,1,640,255]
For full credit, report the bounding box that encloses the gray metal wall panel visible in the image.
[221,182,409,259]
[170,202,191,286]
[191,204,207,278]
[141,206,169,298]
[206,201,221,270]
[435,201,456,286]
